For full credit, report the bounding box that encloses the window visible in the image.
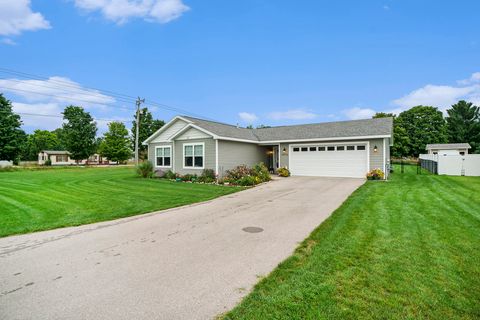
[309,147,317,151]
[56,155,68,162]
[327,146,335,151]
[357,145,366,151]
[347,145,355,151]
[293,147,300,152]
[337,146,345,151]
[156,146,171,167]
[318,146,326,151]
[301,147,308,152]
[184,144,204,168]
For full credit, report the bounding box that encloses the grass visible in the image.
[224,165,480,320]
[0,166,240,237]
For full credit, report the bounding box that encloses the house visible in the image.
[38,151,114,166]
[426,143,471,156]
[143,116,393,179]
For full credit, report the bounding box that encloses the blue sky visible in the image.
[1,0,479,134]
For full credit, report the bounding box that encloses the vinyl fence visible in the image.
[419,154,480,176]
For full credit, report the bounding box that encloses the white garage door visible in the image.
[289,144,368,178]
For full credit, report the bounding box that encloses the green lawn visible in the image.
[0,166,240,237]
[224,166,480,320]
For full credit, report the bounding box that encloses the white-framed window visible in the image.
[155,146,171,167]
[183,143,204,169]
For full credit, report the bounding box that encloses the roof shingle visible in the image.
[181,116,393,142]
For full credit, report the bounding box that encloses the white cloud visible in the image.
[0,0,50,36]
[342,107,376,120]
[0,77,115,107]
[1,38,17,45]
[238,112,258,123]
[392,84,479,111]
[268,109,317,121]
[12,102,64,130]
[457,72,480,85]
[1,76,124,133]
[74,0,190,24]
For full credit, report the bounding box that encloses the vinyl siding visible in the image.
[369,138,384,171]
[174,138,216,175]
[217,140,268,177]
[150,119,188,143]
[175,127,211,140]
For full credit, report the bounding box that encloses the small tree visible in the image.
[99,122,132,163]
[446,100,480,153]
[0,94,26,161]
[62,106,97,163]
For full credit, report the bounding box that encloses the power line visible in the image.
[16,112,129,123]
[0,67,215,120]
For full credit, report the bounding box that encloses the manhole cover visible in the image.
[242,227,264,233]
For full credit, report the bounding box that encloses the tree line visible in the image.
[2,92,479,162]
[373,100,480,157]
[0,93,165,164]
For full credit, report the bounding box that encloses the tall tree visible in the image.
[131,108,165,159]
[396,106,448,156]
[51,128,67,150]
[0,94,26,161]
[62,106,97,162]
[372,112,410,157]
[22,130,60,160]
[99,122,132,163]
[445,100,480,153]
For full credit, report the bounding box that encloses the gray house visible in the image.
[143,116,393,179]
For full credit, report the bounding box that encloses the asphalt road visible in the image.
[0,176,364,320]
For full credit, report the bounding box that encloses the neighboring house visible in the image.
[38,151,114,165]
[426,143,471,156]
[143,116,393,179]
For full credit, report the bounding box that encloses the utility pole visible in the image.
[135,97,145,165]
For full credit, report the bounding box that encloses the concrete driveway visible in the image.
[0,177,364,320]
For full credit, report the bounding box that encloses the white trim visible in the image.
[172,142,175,172]
[215,139,219,175]
[182,142,205,169]
[143,116,193,145]
[258,135,391,144]
[367,141,370,171]
[278,143,281,168]
[215,136,260,144]
[383,138,386,178]
[154,145,172,168]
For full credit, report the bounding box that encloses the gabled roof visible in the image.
[181,116,393,142]
[181,116,261,141]
[41,150,70,155]
[426,143,471,149]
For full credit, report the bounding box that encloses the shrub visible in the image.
[225,165,254,181]
[237,175,257,186]
[136,161,153,178]
[366,168,384,180]
[44,159,52,166]
[181,173,197,182]
[277,167,290,177]
[252,162,271,182]
[198,169,216,183]
[164,170,176,180]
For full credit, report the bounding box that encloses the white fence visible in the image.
[419,154,480,176]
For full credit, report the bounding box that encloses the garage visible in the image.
[289,143,368,178]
